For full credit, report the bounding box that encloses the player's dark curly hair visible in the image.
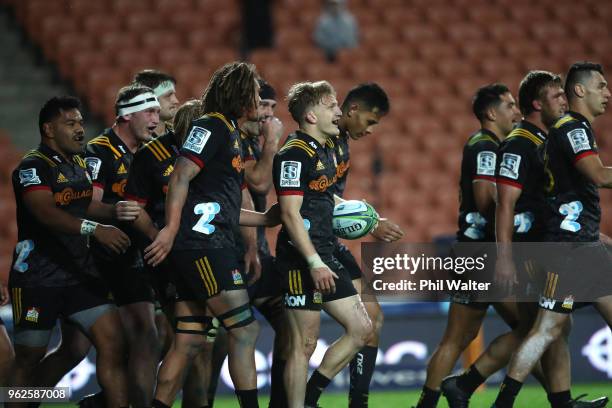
[201,62,259,119]
[287,80,336,125]
[341,82,390,115]
[132,69,176,89]
[518,70,562,116]
[565,61,604,101]
[472,83,510,122]
[39,96,81,137]
[174,99,203,144]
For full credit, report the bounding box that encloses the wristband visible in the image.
[306,254,327,269]
[80,220,98,236]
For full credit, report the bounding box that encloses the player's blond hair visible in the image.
[173,99,203,144]
[287,81,336,125]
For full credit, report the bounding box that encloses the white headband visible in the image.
[153,81,176,97]
[116,92,160,116]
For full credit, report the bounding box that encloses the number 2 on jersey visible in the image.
[13,240,34,273]
[192,202,221,234]
[559,201,583,232]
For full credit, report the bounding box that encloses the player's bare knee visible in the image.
[228,319,260,347]
[301,335,318,359]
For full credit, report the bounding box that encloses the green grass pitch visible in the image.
[41,383,611,407]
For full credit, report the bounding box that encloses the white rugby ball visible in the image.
[332,200,379,239]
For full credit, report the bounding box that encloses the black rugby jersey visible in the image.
[331,130,350,198]
[85,128,133,205]
[10,144,96,287]
[174,112,246,250]
[237,131,271,257]
[543,111,600,242]
[273,131,338,258]
[457,129,500,242]
[496,121,548,242]
[125,131,180,229]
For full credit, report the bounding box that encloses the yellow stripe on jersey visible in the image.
[202,256,218,294]
[296,269,303,294]
[507,128,543,146]
[195,258,213,296]
[155,139,171,159]
[88,136,122,159]
[73,155,86,168]
[280,139,316,157]
[553,114,576,129]
[12,288,21,325]
[468,134,498,146]
[206,112,235,132]
[145,140,163,161]
[326,138,335,148]
[147,139,171,161]
[24,150,56,167]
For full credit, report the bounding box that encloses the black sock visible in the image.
[152,399,171,408]
[236,389,259,408]
[349,345,378,408]
[415,386,440,408]
[269,358,287,407]
[494,376,523,408]
[548,390,572,408]
[456,364,486,394]
[208,397,215,408]
[305,369,332,406]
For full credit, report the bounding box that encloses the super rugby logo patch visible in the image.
[280,161,301,187]
[183,126,211,154]
[567,128,591,154]
[18,168,41,186]
[499,153,521,180]
[476,151,496,176]
[84,157,102,180]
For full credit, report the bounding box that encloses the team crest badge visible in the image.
[25,307,40,323]
[313,291,323,304]
[232,269,244,285]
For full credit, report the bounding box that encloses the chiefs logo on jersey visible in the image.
[112,179,127,197]
[336,160,350,179]
[232,155,244,172]
[308,174,337,192]
[54,188,93,206]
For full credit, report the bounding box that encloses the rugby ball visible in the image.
[332,200,379,240]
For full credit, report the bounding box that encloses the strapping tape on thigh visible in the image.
[217,304,255,330]
[175,315,213,336]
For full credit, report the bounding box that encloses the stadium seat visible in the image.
[425,8,467,25]
[487,23,529,42]
[154,0,194,13]
[467,7,508,25]
[52,33,96,65]
[66,0,109,17]
[574,21,609,40]
[113,0,150,13]
[418,43,460,61]
[445,24,486,42]
[141,31,183,51]
[98,32,139,51]
[461,42,503,60]
[124,13,163,32]
[401,24,443,42]
[83,15,117,37]
[157,48,200,74]
[63,50,111,83]
[170,13,209,34]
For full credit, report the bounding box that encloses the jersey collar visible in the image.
[479,128,500,142]
[38,143,70,164]
[295,130,325,150]
[105,127,130,155]
[520,120,547,141]
[567,110,591,127]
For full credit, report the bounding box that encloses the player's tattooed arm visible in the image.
[244,117,283,194]
[279,194,339,294]
[575,154,612,188]
[494,184,521,293]
[23,189,130,253]
[145,157,200,266]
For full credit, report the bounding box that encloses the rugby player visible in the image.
[416,84,522,408]
[8,96,129,407]
[444,72,605,408]
[335,82,403,408]
[85,84,162,407]
[146,62,273,408]
[492,62,612,408]
[273,80,372,408]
